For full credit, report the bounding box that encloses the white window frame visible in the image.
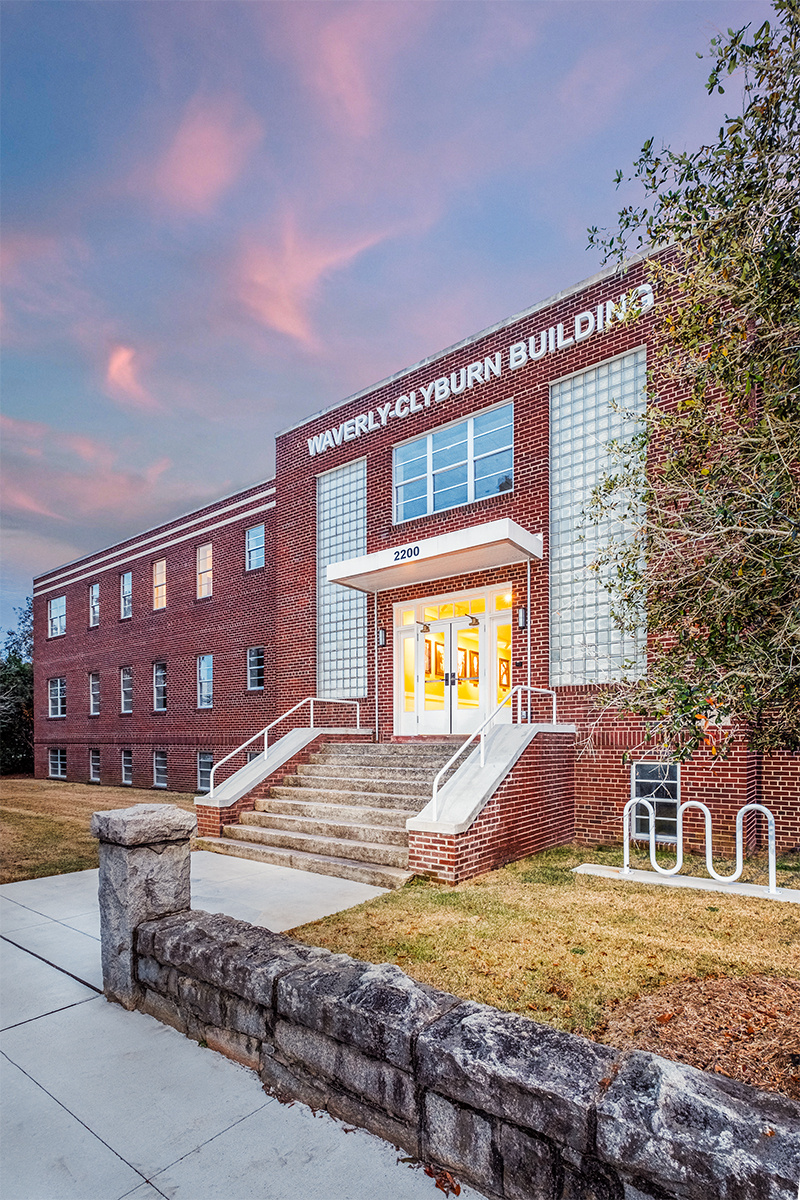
[152,559,166,610]
[48,676,67,718]
[196,543,213,598]
[631,762,680,843]
[153,661,167,711]
[393,402,514,524]
[247,646,265,690]
[197,750,213,792]
[48,595,66,638]
[153,750,167,789]
[89,672,100,716]
[197,654,213,708]
[121,749,133,786]
[89,748,101,782]
[120,571,132,619]
[49,747,67,778]
[89,583,100,627]
[246,524,265,571]
[120,666,133,713]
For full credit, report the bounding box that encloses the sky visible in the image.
[0,0,774,631]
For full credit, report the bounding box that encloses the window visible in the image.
[197,654,213,708]
[49,748,67,778]
[121,749,133,786]
[247,647,264,690]
[89,583,100,627]
[89,672,100,716]
[153,750,167,788]
[89,749,100,782]
[246,750,262,763]
[197,751,213,792]
[152,559,166,610]
[196,543,212,598]
[48,596,66,637]
[48,676,66,718]
[153,661,167,711]
[120,666,133,713]
[317,459,368,698]
[393,403,513,523]
[120,571,132,619]
[632,763,679,842]
[246,524,265,571]
[549,349,647,686]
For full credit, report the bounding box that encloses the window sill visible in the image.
[47,715,67,721]
[194,595,213,604]
[152,708,167,715]
[392,487,514,528]
[88,713,100,719]
[246,687,265,693]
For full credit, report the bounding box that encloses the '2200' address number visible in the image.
[393,545,421,561]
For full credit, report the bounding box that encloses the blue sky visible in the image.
[0,0,772,630]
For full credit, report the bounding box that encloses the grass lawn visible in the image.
[0,776,196,884]
[291,843,800,1039]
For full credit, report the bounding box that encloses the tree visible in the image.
[1,597,34,773]
[586,1,800,759]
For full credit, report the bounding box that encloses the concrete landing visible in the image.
[574,862,800,902]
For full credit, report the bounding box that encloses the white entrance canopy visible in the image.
[327,518,543,594]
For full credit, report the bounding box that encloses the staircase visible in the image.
[194,741,457,889]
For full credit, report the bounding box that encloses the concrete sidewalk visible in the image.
[1,852,481,1200]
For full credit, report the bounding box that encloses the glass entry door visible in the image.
[418,618,484,735]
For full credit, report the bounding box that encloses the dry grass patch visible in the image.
[0,775,195,884]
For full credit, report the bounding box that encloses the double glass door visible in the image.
[419,619,483,736]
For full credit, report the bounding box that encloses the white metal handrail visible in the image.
[430,685,557,821]
[208,696,361,798]
[622,798,777,895]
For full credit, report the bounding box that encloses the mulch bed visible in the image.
[596,975,800,1100]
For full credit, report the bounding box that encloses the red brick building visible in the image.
[33,259,799,882]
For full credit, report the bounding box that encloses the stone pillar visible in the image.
[90,804,196,1009]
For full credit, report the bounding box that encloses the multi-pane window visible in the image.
[197,654,213,707]
[632,763,679,842]
[89,748,101,782]
[48,676,66,717]
[549,349,647,686]
[48,596,66,637]
[120,571,133,619]
[120,666,133,713]
[121,749,133,785]
[317,459,368,698]
[89,672,100,716]
[153,750,167,789]
[394,403,514,522]
[89,583,100,627]
[247,647,265,690]
[153,661,167,711]
[246,524,265,571]
[152,559,166,610]
[49,747,67,778]
[197,751,213,792]
[246,750,262,763]
[196,544,213,598]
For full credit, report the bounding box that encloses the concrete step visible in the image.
[194,836,412,890]
[297,762,445,785]
[240,810,408,845]
[254,796,417,826]
[269,785,424,811]
[222,823,409,868]
[309,748,455,766]
[286,772,432,798]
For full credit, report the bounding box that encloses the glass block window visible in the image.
[196,544,213,598]
[89,748,100,782]
[49,747,67,778]
[247,647,264,690]
[153,559,166,609]
[120,666,133,713]
[120,571,132,619]
[632,763,679,842]
[89,583,100,627]
[197,750,213,792]
[197,654,213,708]
[317,459,367,698]
[153,750,168,789]
[549,349,646,686]
[153,661,167,711]
[89,672,100,716]
[394,403,513,522]
[121,749,133,785]
[48,676,66,718]
[48,595,66,637]
[246,524,265,571]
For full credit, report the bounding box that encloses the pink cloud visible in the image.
[105,344,158,411]
[144,93,262,213]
